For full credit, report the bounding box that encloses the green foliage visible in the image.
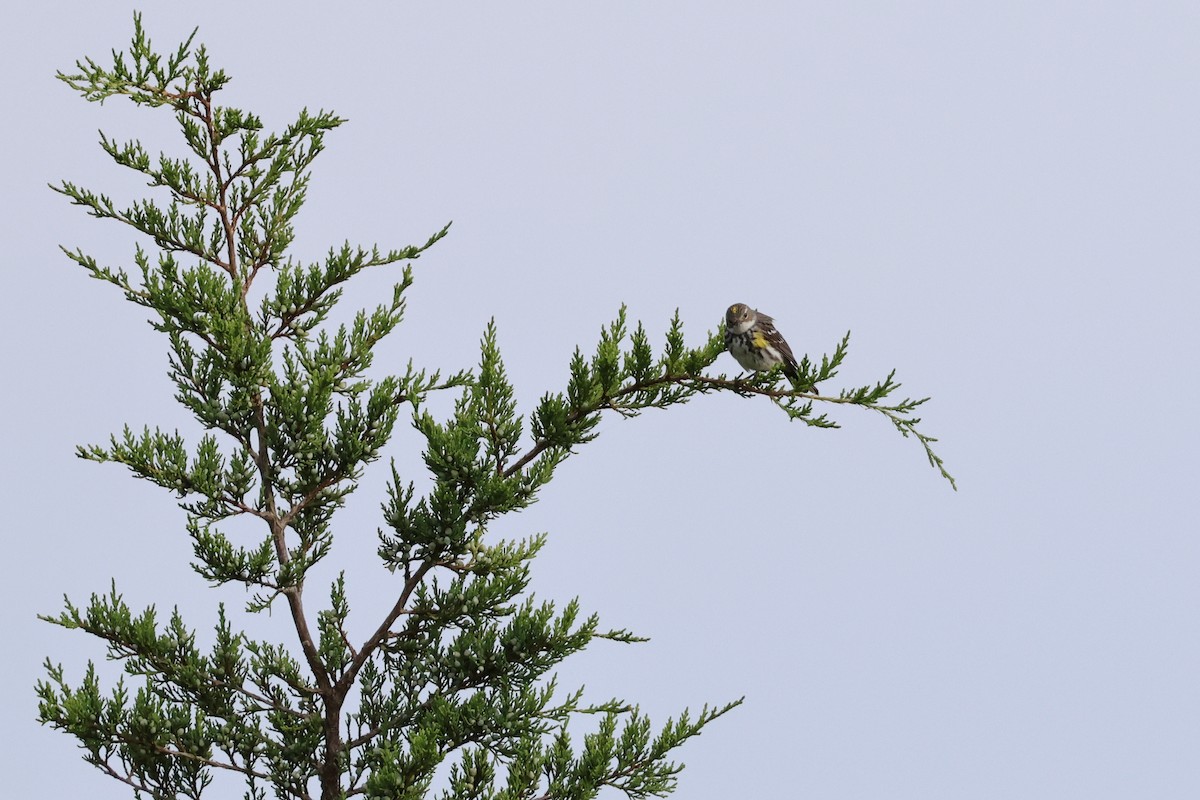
[39,14,954,800]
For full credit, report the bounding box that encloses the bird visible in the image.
[724,303,804,383]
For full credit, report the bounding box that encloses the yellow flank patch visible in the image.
[751,331,768,349]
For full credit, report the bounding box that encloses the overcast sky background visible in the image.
[3,3,1198,798]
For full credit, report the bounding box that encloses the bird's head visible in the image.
[725,303,756,333]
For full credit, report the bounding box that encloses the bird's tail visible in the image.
[784,362,817,394]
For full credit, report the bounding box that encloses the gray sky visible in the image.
[4,3,1198,798]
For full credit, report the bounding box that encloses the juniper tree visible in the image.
[37,16,955,800]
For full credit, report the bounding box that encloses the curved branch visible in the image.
[501,372,820,480]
